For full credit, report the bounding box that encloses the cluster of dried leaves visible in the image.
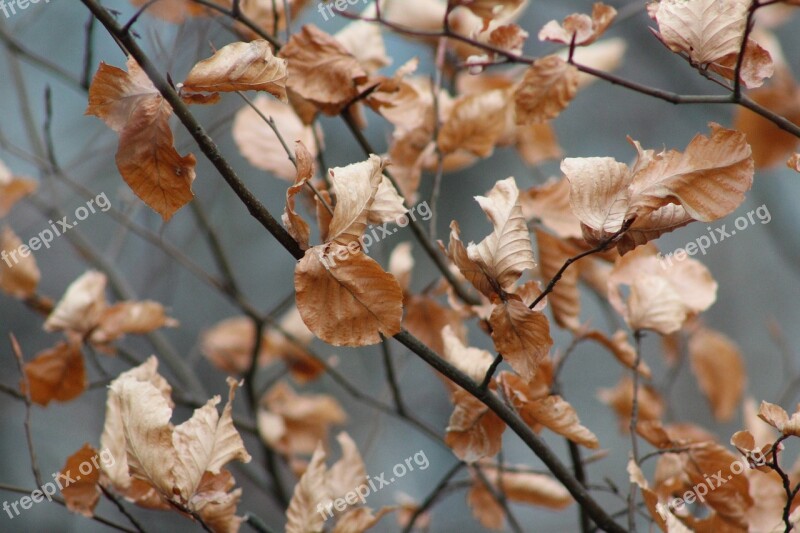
[4,0,800,532]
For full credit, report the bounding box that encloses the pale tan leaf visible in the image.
[335,20,391,73]
[627,274,688,334]
[100,357,172,491]
[454,0,526,21]
[520,177,583,239]
[44,270,107,335]
[326,432,367,501]
[442,325,494,383]
[468,177,536,291]
[285,444,327,533]
[295,244,402,346]
[688,327,746,421]
[328,156,385,245]
[333,507,394,533]
[758,401,800,437]
[438,89,507,157]
[514,55,578,124]
[562,156,632,237]
[22,342,86,406]
[171,378,252,501]
[538,3,617,46]
[232,95,320,181]
[489,298,552,381]
[0,225,40,299]
[366,177,407,226]
[708,38,774,89]
[652,0,749,64]
[182,40,287,101]
[388,242,414,291]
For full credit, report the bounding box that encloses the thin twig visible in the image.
[10,334,44,488]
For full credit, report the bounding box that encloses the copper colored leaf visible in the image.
[182,40,287,101]
[0,225,40,299]
[538,3,617,46]
[60,444,101,517]
[446,389,506,463]
[489,298,552,381]
[514,55,578,124]
[22,342,86,406]
[598,376,665,428]
[279,25,369,115]
[294,244,403,346]
[688,327,746,422]
[86,59,195,220]
[734,70,800,169]
[520,177,583,240]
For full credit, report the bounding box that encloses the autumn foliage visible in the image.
[3,1,800,532]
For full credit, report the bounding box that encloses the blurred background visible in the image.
[0,0,799,531]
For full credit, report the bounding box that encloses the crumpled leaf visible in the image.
[283,141,315,250]
[438,89,508,158]
[563,123,753,252]
[499,372,598,448]
[86,58,196,220]
[181,40,287,102]
[758,401,800,437]
[327,155,385,246]
[279,25,369,115]
[514,55,578,124]
[442,326,494,384]
[446,388,506,463]
[285,443,327,533]
[101,358,251,522]
[469,177,536,289]
[538,3,617,46]
[44,270,177,343]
